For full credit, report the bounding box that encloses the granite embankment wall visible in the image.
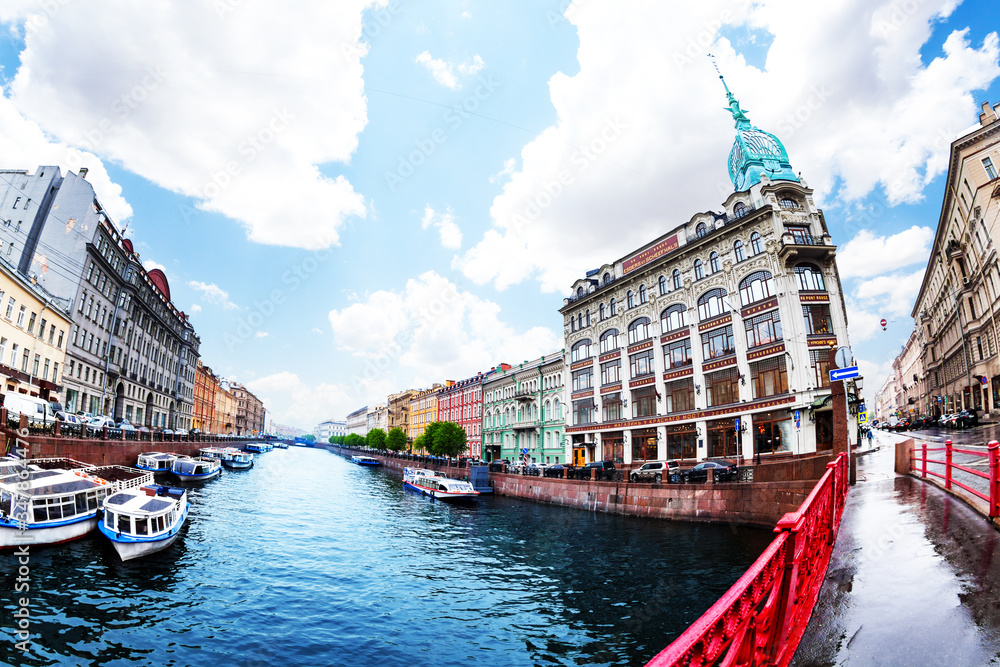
[328,446,829,528]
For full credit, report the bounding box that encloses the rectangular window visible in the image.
[630,348,655,378]
[706,367,739,407]
[4,297,13,320]
[0,338,5,363]
[572,367,593,392]
[9,343,17,367]
[810,350,831,389]
[662,338,692,370]
[663,378,694,413]
[631,386,657,418]
[21,350,29,373]
[802,304,832,336]
[573,398,595,425]
[52,362,58,382]
[702,325,735,359]
[31,354,39,376]
[786,226,813,245]
[16,306,25,328]
[750,356,788,399]
[667,423,696,460]
[42,359,50,381]
[984,157,998,180]
[27,312,36,333]
[602,393,623,422]
[600,359,621,386]
[745,310,782,348]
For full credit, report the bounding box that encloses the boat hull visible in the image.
[98,503,189,561]
[222,459,253,469]
[0,515,99,549]
[403,481,478,501]
[173,468,221,482]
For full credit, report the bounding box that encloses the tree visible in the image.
[366,428,386,450]
[430,421,467,458]
[303,434,316,443]
[345,433,365,449]
[386,427,407,452]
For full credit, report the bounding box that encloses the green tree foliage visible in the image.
[345,433,365,448]
[303,434,316,442]
[386,427,407,452]
[419,421,467,457]
[366,428,386,450]
[329,435,346,445]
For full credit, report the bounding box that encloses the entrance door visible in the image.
[573,447,586,466]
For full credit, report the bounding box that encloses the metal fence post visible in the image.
[989,441,999,519]
[922,443,927,478]
[945,440,952,490]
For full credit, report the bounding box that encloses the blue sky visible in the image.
[0,0,998,428]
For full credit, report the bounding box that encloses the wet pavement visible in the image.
[793,431,1000,666]
[902,426,994,504]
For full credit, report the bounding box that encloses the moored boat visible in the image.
[199,447,226,460]
[170,456,222,482]
[136,452,179,475]
[0,465,113,549]
[246,442,272,453]
[221,450,254,469]
[98,484,189,561]
[402,467,479,501]
[351,455,381,466]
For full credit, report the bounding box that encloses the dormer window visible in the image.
[733,202,747,218]
[696,222,708,238]
[779,197,799,210]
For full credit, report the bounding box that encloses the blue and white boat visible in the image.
[246,442,273,453]
[0,465,113,549]
[351,455,381,466]
[221,450,254,470]
[273,441,288,449]
[99,485,188,561]
[136,452,179,475]
[170,456,221,482]
[199,447,226,460]
[402,467,479,501]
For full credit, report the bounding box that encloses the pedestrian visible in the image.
[867,426,874,446]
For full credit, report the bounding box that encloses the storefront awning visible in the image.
[811,395,833,410]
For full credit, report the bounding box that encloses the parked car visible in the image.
[957,408,979,429]
[630,460,679,483]
[116,419,137,432]
[86,415,116,433]
[55,411,83,424]
[684,460,739,484]
[544,463,571,478]
[526,462,548,476]
[582,460,616,480]
[175,428,189,436]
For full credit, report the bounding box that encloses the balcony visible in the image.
[512,418,539,431]
[513,388,534,402]
[777,232,836,267]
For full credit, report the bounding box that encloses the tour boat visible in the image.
[402,467,480,501]
[246,442,273,453]
[0,465,113,548]
[170,456,222,482]
[136,452,179,475]
[199,447,226,460]
[221,450,254,469]
[274,441,288,449]
[98,484,189,561]
[351,455,381,466]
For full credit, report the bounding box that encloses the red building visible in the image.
[437,373,485,458]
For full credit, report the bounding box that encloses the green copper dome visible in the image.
[720,75,799,192]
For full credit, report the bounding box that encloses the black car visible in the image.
[957,409,979,428]
[683,460,738,484]
[544,463,571,478]
[582,460,616,480]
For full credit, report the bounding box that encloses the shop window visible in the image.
[754,411,792,455]
[750,356,788,399]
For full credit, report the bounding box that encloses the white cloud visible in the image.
[310,327,323,334]
[3,2,372,249]
[255,331,269,338]
[142,259,166,273]
[247,371,358,430]
[421,205,462,249]
[457,0,1000,293]
[189,303,202,314]
[489,157,517,184]
[188,280,238,310]
[415,51,485,89]
[327,270,562,387]
[837,226,934,279]
[855,268,926,317]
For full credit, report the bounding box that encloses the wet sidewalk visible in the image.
[793,432,1000,666]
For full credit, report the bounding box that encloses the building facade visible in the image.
[230,382,265,436]
[346,406,368,437]
[559,84,849,465]
[366,403,388,433]
[0,166,200,429]
[213,382,236,435]
[315,419,346,441]
[0,261,71,402]
[408,385,442,445]
[482,355,567,465]
[193,360,219,432]
[436,373,485,458]
[387,390,414,441]
[909,101,1000,419]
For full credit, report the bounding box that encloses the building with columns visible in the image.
[559,81,849,465]
[482,355,566,464]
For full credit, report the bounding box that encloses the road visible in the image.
[792,431,1000,666]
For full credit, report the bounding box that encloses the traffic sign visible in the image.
[521,448,528,454]
[829,366,860,382]
[835,346,854,369]
[859,411,868,424]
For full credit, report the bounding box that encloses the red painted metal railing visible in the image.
[645,453,849,667]
[910,439,1000,518]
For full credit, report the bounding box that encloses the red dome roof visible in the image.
[122,239,134,253]
[147,269,170,301]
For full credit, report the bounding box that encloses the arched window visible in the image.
[600,328,619,353]
[544,400,551,420]
[750,232,762,255]
[585,309,591,327]
[734,201,747,218]
[694,259,704,280]
[660,304,688,332]
[627,317,651,344]
[603,272,611,285]
[779,197,799,210]
[709,251,720,274]
[599,303,605,320]
[639,284,647,303]
[577,286,584,298]
[672,269,682,289]
[658,275,667,295]
[697,288,728,321]
[627,290,635,308]
[734,240,746,262]
[795,263,826,291]
[610,298,618,315]
[696,222,708,238]
[570,317,576,332]
[571,338,592,362]
[739,270,775,306]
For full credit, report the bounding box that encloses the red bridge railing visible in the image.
[910,439,1000,517]
[645,452,848,667]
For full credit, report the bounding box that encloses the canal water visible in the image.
[3,447,772,667]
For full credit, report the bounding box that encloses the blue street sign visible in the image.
[829,366,860,382]
[794,410,800,421]
[734,417,740,430]
[521,448,528,454]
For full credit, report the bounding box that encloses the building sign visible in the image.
[799,293,830,303]
[662,366,694,382]
[570,358,593,371]
[807,336,838,348]
[599,350,621,362]
[702,355,738,372]
[627,340,654,354]
[660,328,690,344]
[571,388,595,400]
[565,394,795,432]
[622,234,679,275]
[741,296,779,319]
[698,313,732,332]
[600,383,622,394]
[747,342,786,361]
[629,376,656,388]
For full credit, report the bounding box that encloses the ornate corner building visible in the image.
[558,82,850,465]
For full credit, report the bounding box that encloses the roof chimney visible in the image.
[980,101,998,127]
[79,167,89,179]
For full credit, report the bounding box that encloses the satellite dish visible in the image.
[835,346,854,369]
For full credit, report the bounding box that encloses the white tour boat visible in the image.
[199,447,226,460]
[170,456,222,482]
[99,484,189,561]
[402,467,480,501]
[0,465,113,548]
[136,452,179,475]
[351,455,381,467]
[221,449,254,469]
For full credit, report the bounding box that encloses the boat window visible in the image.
[87,492,99,511]
[75,493,88,515]
[106,511,116,528]
[156,515,165,532]
[0,491,10,516]
[33,501,47,522]
[136,518,149,536]
[48,502,62,520]
[117,514,131,534]
[61,498,76,518]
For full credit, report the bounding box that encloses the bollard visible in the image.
[945,440,952,490]
[989,441,999,519]
[921,443,927,478]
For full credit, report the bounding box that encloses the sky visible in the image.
[0,0,998,429]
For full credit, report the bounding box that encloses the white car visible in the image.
[116,419,137,432]
[86,416,116,433]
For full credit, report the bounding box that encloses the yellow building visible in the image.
[213,384,236,435]
[0,262,71,403]
[408,384,442,447]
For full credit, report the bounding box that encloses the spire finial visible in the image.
[708,54,749,126]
